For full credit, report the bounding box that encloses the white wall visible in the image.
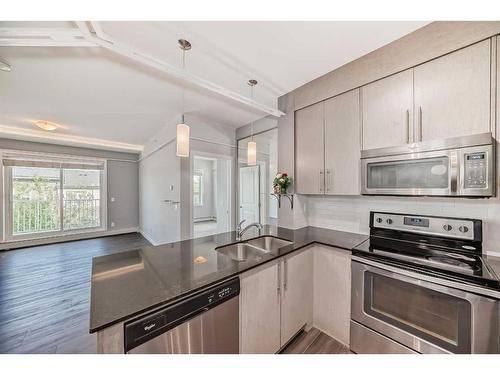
[139,115,236,245]
[303,195,500,257]
[193,158,216,221]
[139,140,181,246]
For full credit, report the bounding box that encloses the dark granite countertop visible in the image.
[90,225,368,333]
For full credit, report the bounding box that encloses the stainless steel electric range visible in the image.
[350,211,500,354]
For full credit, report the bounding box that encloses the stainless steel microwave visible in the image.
[361,133,495,197]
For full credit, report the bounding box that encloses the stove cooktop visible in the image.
[353,236,500,290]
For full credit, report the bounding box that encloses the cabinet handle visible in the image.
[319,170,324,193]
[418,106,423,142]
[406,109,410,143]
[277,262,281,297]
[326,169,332,193]
[283,258,288,291]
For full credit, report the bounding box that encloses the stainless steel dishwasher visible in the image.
[125,278,240,354]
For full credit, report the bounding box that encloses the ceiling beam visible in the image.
[0,39,97,47]
[0,28,85,37]
[76,21,285,118]
[0,27,99,47]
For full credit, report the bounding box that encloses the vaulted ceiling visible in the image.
[0,21,429,151]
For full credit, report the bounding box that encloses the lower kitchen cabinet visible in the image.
[239,244,351,353]
[313,245,351,346]
[280,249,313,346]
[239,248,313,353]
[239,260,281,354]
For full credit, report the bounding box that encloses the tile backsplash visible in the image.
[303,195,500,256]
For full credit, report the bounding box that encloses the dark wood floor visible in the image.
[281,327,352,354]
[0,233,151,354]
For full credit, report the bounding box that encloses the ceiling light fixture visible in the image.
[176,39,192,158]
[34,120,59,131]
[0,59,12,72]
[247,79,258,166]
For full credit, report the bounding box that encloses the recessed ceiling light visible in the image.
[34,120,59,131]
[0,59,12,72]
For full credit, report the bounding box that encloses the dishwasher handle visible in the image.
[125,277,240,352]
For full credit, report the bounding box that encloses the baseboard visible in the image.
[0,227,139,251]
[139,230,160,246]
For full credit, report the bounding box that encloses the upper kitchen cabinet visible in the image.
[414,40,491,142]
[361,69,414,150]
[295,101,325,194]
[324,89,361,195]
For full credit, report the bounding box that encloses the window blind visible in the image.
[2,156,105,170]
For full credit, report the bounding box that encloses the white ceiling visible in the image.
[0,21,429,151]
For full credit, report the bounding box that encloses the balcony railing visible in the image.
[13,198,100,235]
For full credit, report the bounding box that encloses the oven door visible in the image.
[351,260,499,354]
[361,149,458,196]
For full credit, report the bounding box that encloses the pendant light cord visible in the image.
[250,84,254,141]
[181,48,186,124]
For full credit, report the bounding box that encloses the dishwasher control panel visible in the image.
[124,277,240,352]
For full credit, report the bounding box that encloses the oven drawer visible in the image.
[350,320,416,354]
[351,260,499,354]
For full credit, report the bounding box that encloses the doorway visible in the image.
[237,128,278,226]
[191,155,232,238]
[239,165,260,223]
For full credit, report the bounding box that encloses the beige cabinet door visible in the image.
[414,40,491,142]
[324,89,361,195]
[313,245,351,346]
[295,101,325,194]
[361,69,414,150]
[239,261,281,353]
[280,249,313,346]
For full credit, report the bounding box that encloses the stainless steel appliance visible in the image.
[351,212,500,354]
[125,278,240,354]
[361,133,495,197]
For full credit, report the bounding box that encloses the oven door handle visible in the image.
[352,257,500,302]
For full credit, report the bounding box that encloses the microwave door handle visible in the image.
[450,151,458,195]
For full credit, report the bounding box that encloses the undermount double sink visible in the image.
[215,236,293,262]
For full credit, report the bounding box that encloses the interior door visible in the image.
[361,69,414,149]
[324,89,361,195]
[216,159,230,233]
[295,101,325,194]
[414,40,491,142]
[239,165,260,224]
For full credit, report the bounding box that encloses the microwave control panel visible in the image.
[464,152,487,189]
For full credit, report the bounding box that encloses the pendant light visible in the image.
[176,39,191,157]
[247,79,258,166]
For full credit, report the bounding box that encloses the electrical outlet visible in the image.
[111,222,115,228]
[110,197,115,202]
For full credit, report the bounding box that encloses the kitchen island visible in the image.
[90,225,368,336]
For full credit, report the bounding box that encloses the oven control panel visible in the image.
[371,212,479,241]
[464,152,487,189]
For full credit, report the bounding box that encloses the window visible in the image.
[3,155,106,240]
[193,170,203,207]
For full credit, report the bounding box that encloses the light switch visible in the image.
[110,197,115,202]
[169,185,174,191]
